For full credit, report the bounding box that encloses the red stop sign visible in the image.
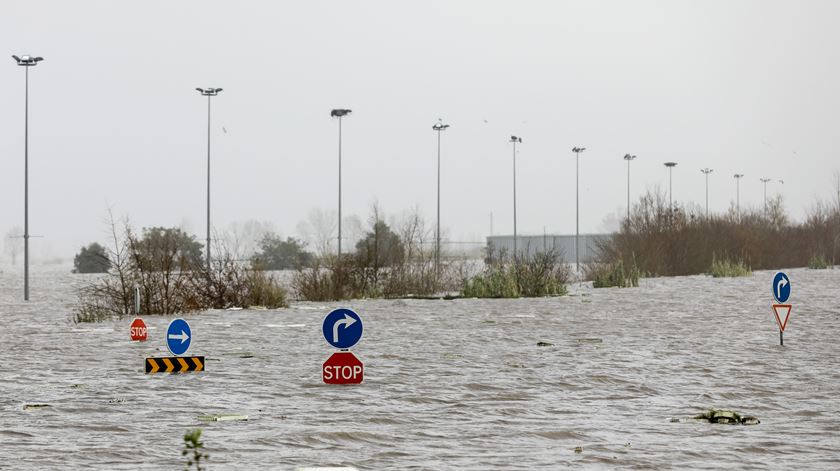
[323,351,363,384]
[130,318,147,342]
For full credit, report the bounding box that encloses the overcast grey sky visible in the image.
[2,0,838,259]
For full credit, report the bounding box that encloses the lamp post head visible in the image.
[734,173,744,179]
[432,120,450,131]
[509,135,522,143]
[13,54,43,66]
[623,154,636,161]
[701,168,713,175]
[331,109,352,118]
[196,87,222,96]
[760,178,771,183]
[664,162,677,168]
[572,147,585,153]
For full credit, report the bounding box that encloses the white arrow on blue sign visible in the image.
[166,318,192,356]
[322,308,363,349]
[772,272,790,303]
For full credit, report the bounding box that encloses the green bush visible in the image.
[590,259,641,288]
[73,242,111,274]
[462,251,569,298]
[808,254,829,269]
[708,258,752,277]
[252,234,313,270]
[462,264,520,298]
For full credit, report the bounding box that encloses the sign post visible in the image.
[145,318,204,374]
[130,318,147,342]
[771,272,792,346]
[129,286,147,342]
[322,308,364,384]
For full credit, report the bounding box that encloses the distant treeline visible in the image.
[596,188,840,276]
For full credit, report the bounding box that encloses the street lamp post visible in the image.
[760,178,771,219]
[664,162,678,220]
[760,178,784,220]
[331,109,352,262]
[623,154,636,223]
[12,54,44,301]
[572,147,586,271]
[701,168,713,218]
[432,120,450,277]
[734,174,744,222]
[510,136,522,259]
[196,87,223,268]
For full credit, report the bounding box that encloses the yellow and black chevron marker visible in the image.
[145,356,205,374]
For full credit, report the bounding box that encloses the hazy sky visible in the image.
[2,0,838,259]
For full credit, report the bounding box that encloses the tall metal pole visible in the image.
[331,109,352,262]
[13,54,42,301]
[734,174,744,222]
[761,178,771,219]
[573,147,586,271]
[206,94,211,268]
[624,154,636,223]
[24,64,30,300]
[511,137,519,258]
[701,168,713,218]
[338,116,342,261]
[196,87,222,268]
[665,162,677,221]
[432,120,449,277]
[436,126,440,273]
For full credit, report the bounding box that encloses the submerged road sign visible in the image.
[322,308,363,349]
[772,272,790,303]
[773,304,792,332]
[323,351,364,384]
[166,318,192,356]
[130,318,147,342]
[146,356,204,373]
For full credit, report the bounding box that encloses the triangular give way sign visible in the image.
[773,304,792,332]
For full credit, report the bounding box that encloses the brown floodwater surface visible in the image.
[1,266,839,469]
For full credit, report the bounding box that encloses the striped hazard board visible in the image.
[146,356,205,374]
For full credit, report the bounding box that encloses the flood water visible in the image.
[1,265,839,469]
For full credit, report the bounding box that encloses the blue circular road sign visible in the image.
[166,318,192,356]
[323,308,363,349]
[772,272,790,303]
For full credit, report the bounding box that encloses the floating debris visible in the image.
[108,398,126,404]
[197,414,249,422]
[69,384,86,389]
[221,352,255,359]
[688,409,760,425]
[23,404,51,410]
[537,341,554,347]
[573,446,583,454]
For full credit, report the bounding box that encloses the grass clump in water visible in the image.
[707,257,752,278]
[462,250,569,298]
[808,254,829,269]
[182,428,208,470]
[589,259,641,288]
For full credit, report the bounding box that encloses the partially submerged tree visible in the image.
[73,242,111,273]
[252,234,313,269]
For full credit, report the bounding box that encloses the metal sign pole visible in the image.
[134,286,140,315]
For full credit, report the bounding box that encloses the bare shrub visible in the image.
[74,216,288,323]
[597,187,840,276]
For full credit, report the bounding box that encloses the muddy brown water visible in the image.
[1,266,839,469]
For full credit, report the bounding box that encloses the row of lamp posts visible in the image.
[6,52,790,300]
